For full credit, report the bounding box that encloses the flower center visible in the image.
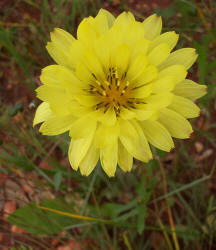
[88,67,139,116]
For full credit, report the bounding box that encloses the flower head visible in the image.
[34,9,207,177]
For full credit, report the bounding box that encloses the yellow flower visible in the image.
[34,9,207,177]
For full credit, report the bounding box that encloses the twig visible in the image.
[156,157,180,250]
[195,4,216,46]
[92,190,113,249]
[152,193,174,250]
[67,163,72,194]
[123,232,132,250]
[40,138,63,164]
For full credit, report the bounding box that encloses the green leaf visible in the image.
[7,198,76,235]
[7,103,24,117]
[53,172,62,190]
[101,200,138,219]
[137,203,148,234]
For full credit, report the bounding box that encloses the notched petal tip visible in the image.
[33,102,52,127]
[143,13,162,40]
[201,85,208,96]
[46,41,51,49]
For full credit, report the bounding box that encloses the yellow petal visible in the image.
[127,53,148,81]
[142,14,162,40]
[39,114,74,135]
[100,138,118,177]
[114,11,135,26]
[46,28,75,67]
[149,31,179,51]
[124,22,145,48]
[91,108,117,126]
[131,83,153,98]
[169,95,200,118]
[144,93,173,108]
[76,62,95,84]
[152,76,175,93]
[79,141,99,176]
[158,108,193,138]
[141,120,174,152]
[97,9,115,28]
[46,42,65,66]
[131,120,152,161]
[134,65,158,87]
[77,16,97,49]
[94,36,110,71]
[36,85,75,116]
[173,79,207,100]
[118,140,133,172]
[130,38,150,60]
[56,66,85,93]
[75,94,99,107]
[100,107,117,126]
[112,44,130,77]
[159,48,198,70]
[106,25,123,52]
[41,65,84,92]
[94,10,109,35]
[68,132,94,171]
[36,85,66,103]
[67,101,90,118]
[158,65,187,84]
[69,40,84,69]
[119,119,139,155]
[119,107,136,120]
[148,43,171,66]
[33,102,52,126]
[40,65,60,86]
[95,122,119,148]
[51,28,75,47]
[69,116,97,139]
[83,49,105,80]
[134,109,155,121]
[148,110,158,121]
[119,119,152,162]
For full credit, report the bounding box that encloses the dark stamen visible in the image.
[92,73,97,79]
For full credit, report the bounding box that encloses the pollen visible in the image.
[88,67,136,115]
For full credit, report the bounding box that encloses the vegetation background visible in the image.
[0,0,216,249]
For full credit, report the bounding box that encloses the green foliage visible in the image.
[7,198,77,235]
[10,246,34,250]
[0,27,31,78]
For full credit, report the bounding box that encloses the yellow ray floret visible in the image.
[34,9,207,177]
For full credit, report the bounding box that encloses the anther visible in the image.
[101,84,105,90]
[104,106,109,113]
[122,72,127,80]
[92,73,97,79]
[96,90,103,96]
[102,91,107,96]
[96,80,101,86]
[123,104,129,109]
[115,69,119,79]
[95,102,103,110]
